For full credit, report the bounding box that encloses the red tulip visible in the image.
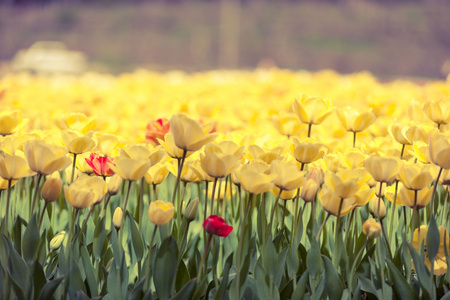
[85,153,115,177]
[145,118,170,145]
[203,215,233,237]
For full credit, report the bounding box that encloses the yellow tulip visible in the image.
[0,110,23,136]
[106,174,123,195]
[323,170,360,199]
[113,207,123,230]
[336,106,376,133]
[271,187,297,200]
[41,178,62,202]
[362,218,381,239]
[57,112,99,133]
[204,141,245,160]
[0,153,36,180]
[300,179,319,202]
[365,155,401,183]
[49,231,66,250]
[159,133,193,159]
[148,200,174,225]
[429,132,450,169]
[0,177,17,190]
[145,163,170,185]
[423,100,450,127]
[397,185,432,209]
[168,159,201,183]
[412,225,449,275]
[24,140,72,175]
[369,197,386,219]
[318,187,356,217]
[61,130,96,154]
[292,95,334,125]
[398,163,433,191]
[352,184,375,207]
[170,114,218,151]
[201,153,240,178]
[234,165,276,194]
[389,123,427,145]
[108,156,152,181]
[290,138,326,165]
[120,144,165,165]
[64,184,95,210]
[270,159,306,191]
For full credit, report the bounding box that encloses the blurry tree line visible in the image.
[3,0,446,6]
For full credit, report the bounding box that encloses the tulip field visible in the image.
[1,69,450,299]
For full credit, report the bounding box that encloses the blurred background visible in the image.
[1,0,450,79]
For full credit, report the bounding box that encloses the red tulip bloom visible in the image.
[203,215,233,237]
[145,118,170,145]
[85,153,115,177]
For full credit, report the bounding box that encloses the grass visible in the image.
[0,1,450,78]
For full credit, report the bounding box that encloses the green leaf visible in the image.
[32,261,46,300]
[37,276,64,300]
[22,214,39,264]
[262,239,277,279]
[322,255,343,300]
[307,239,322,279]
[68,257,87,296]
[214,253,234,300]
[80,245,98,297]
[153,236,179,300]
[92,217,106,260]
[110,227,123,269]
[426,214,440,263]
[407,242,432,299]
[129,214,144,261]
[291,270,309,299]
[129,278,145,300]
[386,260,419,300]
[2,235,27,300]
[173,278,199,300]
[359,276,378,297]
[175,259,190,292]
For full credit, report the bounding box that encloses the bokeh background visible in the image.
[1,0,450,79]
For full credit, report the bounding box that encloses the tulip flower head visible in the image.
[85,153,115,177]
[429,132,450,169]
[148,200,175,226]
[292,95,334,125]
[203,215,233,237]
[24,140,72,175]
[146,118,170,145]
[170,114,218,152]
[365,155,401,184]
[362,218,381,239]
[0,110,23,136]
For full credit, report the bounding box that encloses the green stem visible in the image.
[100,194,112,219]
[145,225,158,290]
[316,212,331,241]
[210,177,218,216]
[197,234,213,282]
[348,239,369,295]
[78,205,94,243]
[281,200,287,230]
[70,153,77,184]
[38,202,48,229]
[268,189,282,237]
[377,182,384,220]
[400,144,406,160]
[430,167,443,219]
[138,177,145,232]
[4,179,12,236]
[119,180,132,246]
[388,180,399,245]
[353,131,357,148]
[333,198,345,268]
[30,173,43,220]
[307,123,312,138]
[171,150,187,204]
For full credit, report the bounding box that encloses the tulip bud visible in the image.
[184,197,199,222]
[369,197,386,220]
[307,167,324,186]
[50,231,66,250]
[107,174,123,195]
[113,207,123,230]
[362,218,381,239]
[41,178,62,202]
[301,179,319,202]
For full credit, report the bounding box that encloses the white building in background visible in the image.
[11,41,86,74]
